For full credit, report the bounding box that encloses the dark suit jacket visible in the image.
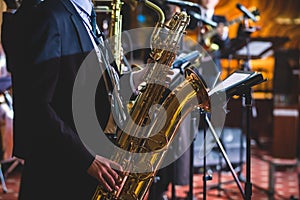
[188,12,230,72]
[188,13,230,49]
[4,0,119,199]
[211,15,230,49]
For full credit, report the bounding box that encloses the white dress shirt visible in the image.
[70,0,102,60]
[69,0,140,133]
[199,5,214,20]
[199,5,228,40]
[70,0,137,93]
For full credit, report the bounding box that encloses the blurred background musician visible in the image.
[189,0,230,76]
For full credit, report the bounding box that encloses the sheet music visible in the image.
[236,41,273,57]
[208,72,252,96]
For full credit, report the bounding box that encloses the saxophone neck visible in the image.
[142,0,165,25]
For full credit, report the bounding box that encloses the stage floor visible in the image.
[0,145,299,200]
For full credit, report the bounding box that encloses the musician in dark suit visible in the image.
[1,0,148,199]
[188,0,230,75]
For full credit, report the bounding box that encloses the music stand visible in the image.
[223,36,289,63]
[200,70,266,200]
[221,36,289,78]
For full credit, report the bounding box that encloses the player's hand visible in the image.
[216,23,229,39]
[87,155,123,192]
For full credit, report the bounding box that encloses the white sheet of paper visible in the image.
[208,72,252,96]
[236,41,273,57]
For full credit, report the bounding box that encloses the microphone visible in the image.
[172,50,201,72]
[188,11,218,27]
[165,0,201,10]
[236,3,257,22]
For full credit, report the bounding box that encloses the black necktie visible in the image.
[90,7,97,36]
[90,7,101,44]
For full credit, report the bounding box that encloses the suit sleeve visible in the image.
[26,9,95,171]
[1,12,16,72]
[212,15,231,49]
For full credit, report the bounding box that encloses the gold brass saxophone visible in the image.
[110,0,123,74]
[109,0,138,74]
[92,1,210,199]
[93,0,136,74]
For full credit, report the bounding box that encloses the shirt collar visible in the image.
[199,5,214,20]
[70,0,93,16]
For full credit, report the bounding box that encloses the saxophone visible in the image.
[93,0,136,74]
[92,1,210,199]
[110,0,123,74]
[110,0,138,74]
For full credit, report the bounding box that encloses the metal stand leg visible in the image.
[172,162,176,200]
[268,162,275,199]
[188,132,194,200]
[203,112,207,200]
[4,158,21,178]
[244,90,253,200]
[205,115,246,199]
[0,164,7,193]
[188,110,199,200]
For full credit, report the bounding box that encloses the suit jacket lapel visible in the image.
[60,0,94,52]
